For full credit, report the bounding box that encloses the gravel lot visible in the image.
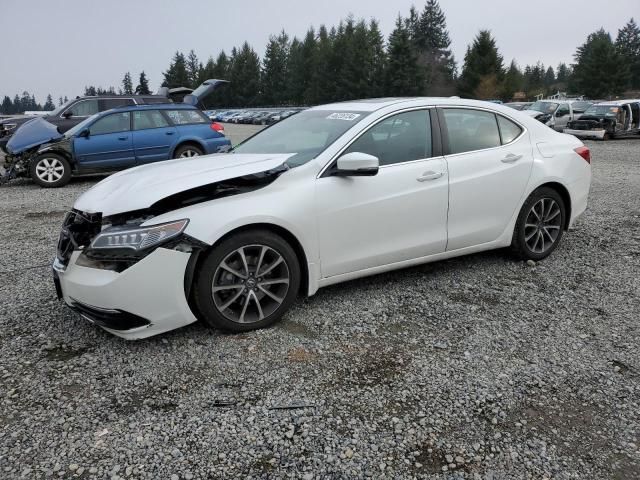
[0,132,639,479]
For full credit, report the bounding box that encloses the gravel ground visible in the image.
[0,134,639,479]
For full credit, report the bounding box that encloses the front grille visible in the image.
[57,210,102,265]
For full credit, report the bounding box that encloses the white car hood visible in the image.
[74,153,293,217]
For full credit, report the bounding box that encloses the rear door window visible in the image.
[166,109,209,125]
[89,112,131,135]
[133,110,170,130]
[442,109,501,154]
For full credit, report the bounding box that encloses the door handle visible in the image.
[501,153,523,163]
[165,131,175,135]
[117,136,128,141]
[417,171,444,182]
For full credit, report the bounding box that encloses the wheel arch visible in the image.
[535,181,572,230]
[171,139,206,158]
[188,222,310,299]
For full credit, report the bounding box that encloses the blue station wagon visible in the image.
[4,104,231,187]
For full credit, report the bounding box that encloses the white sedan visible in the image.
[53,98,592,339]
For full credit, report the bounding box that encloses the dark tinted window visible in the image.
[100,98,135,111]
[90,112,130,135]
[497,115,523,144]
[344,110,431,166]
[66,99,99,117]
[443,109,501,154]
[556,105,570,116]
[133,110,170,130]
[165,109,209,125]
[142,97,171,105]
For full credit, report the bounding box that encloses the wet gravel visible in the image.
[0,136,639,479]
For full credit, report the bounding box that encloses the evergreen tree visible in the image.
[135,72,151,94]
[458,30,504,98]
[43,94,55,111]
[64,96,69,103]
[84,86,97,96]
[556,63,570,83]
[1,96,12,114]
[544,66,556,87]
[122,72,133,94]
[228,42,261,106]
[307,25,335,104]
[261,31,290,105]
[616,18,640,89]
[13,94,21,113]
[58,96,64,106]
[414,0,456,95]
[163,52,189,87]
[186,50,201,88]
[368,20,387,98]
[502,60,524,101]
[572,29,629,98]
[385,16,424,96]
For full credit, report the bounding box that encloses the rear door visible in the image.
[132,109,178,164]
[73,112,135,169]
[440,107,534,251]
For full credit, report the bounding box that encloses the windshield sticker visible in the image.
[327,113,361,121]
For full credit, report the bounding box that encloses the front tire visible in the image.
[173,144,204,159]
[30,153,71,188]
[511,187,566,261]
[193,230,301,333]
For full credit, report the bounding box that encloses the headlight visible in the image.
[89,219,188,251]
[2,123,17,131]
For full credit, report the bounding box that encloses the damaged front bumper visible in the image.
[53,249,199,339]
[563,128,607,140]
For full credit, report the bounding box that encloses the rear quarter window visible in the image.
[497,116,523,144]
[166,109,209,125]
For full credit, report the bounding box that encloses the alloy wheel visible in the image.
[180,149,200,158]
[35,158,65,183]
[524,198,562,254]
[212,244,290,324]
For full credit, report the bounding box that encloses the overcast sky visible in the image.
[2,0,637,102]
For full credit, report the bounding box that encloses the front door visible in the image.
[440,108,534,251]
[73,112,135,169]
[316,109,449,278]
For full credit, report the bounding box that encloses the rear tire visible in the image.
[30,153,71,188]
[173,144,204,159]
[193,230,301,333]
[511,187,566,261]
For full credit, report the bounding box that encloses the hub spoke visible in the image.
[258,256,283,277]
[220,261,247,280]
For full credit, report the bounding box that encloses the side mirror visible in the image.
[333,152,379,177]
[78,129,90,138]
[62,111,73,119]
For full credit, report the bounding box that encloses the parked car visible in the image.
[3,104,230,187]
[505,102,532,111]
[0,80,228,147]
[523,100,592,131]
[52,98,591,339]
[251,111,275,125]
[564,100,640,140]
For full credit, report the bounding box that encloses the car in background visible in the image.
[505,102,532,111]
[564,100,640,140]
[52,97,591,339]
[4,104,230,187]
[523,100,592,131]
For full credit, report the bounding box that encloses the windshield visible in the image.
[64,113,100,138]
[583,105,620,118]
[233,110,370,167]
[529,101,559,114]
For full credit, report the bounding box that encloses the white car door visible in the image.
[316,109,449,278]
[440,108,534,251]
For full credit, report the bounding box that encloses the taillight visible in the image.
[211,122,225,135]
[574,146,590,164]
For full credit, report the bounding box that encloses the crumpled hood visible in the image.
[522,110,544,119]
[6,117,62,155]
[74,153,294,217]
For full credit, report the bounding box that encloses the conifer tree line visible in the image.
[2,4,639,114]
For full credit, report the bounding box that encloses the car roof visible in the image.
[310,97,538,112]
[99,103,198,115]
[595,99,640,106]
